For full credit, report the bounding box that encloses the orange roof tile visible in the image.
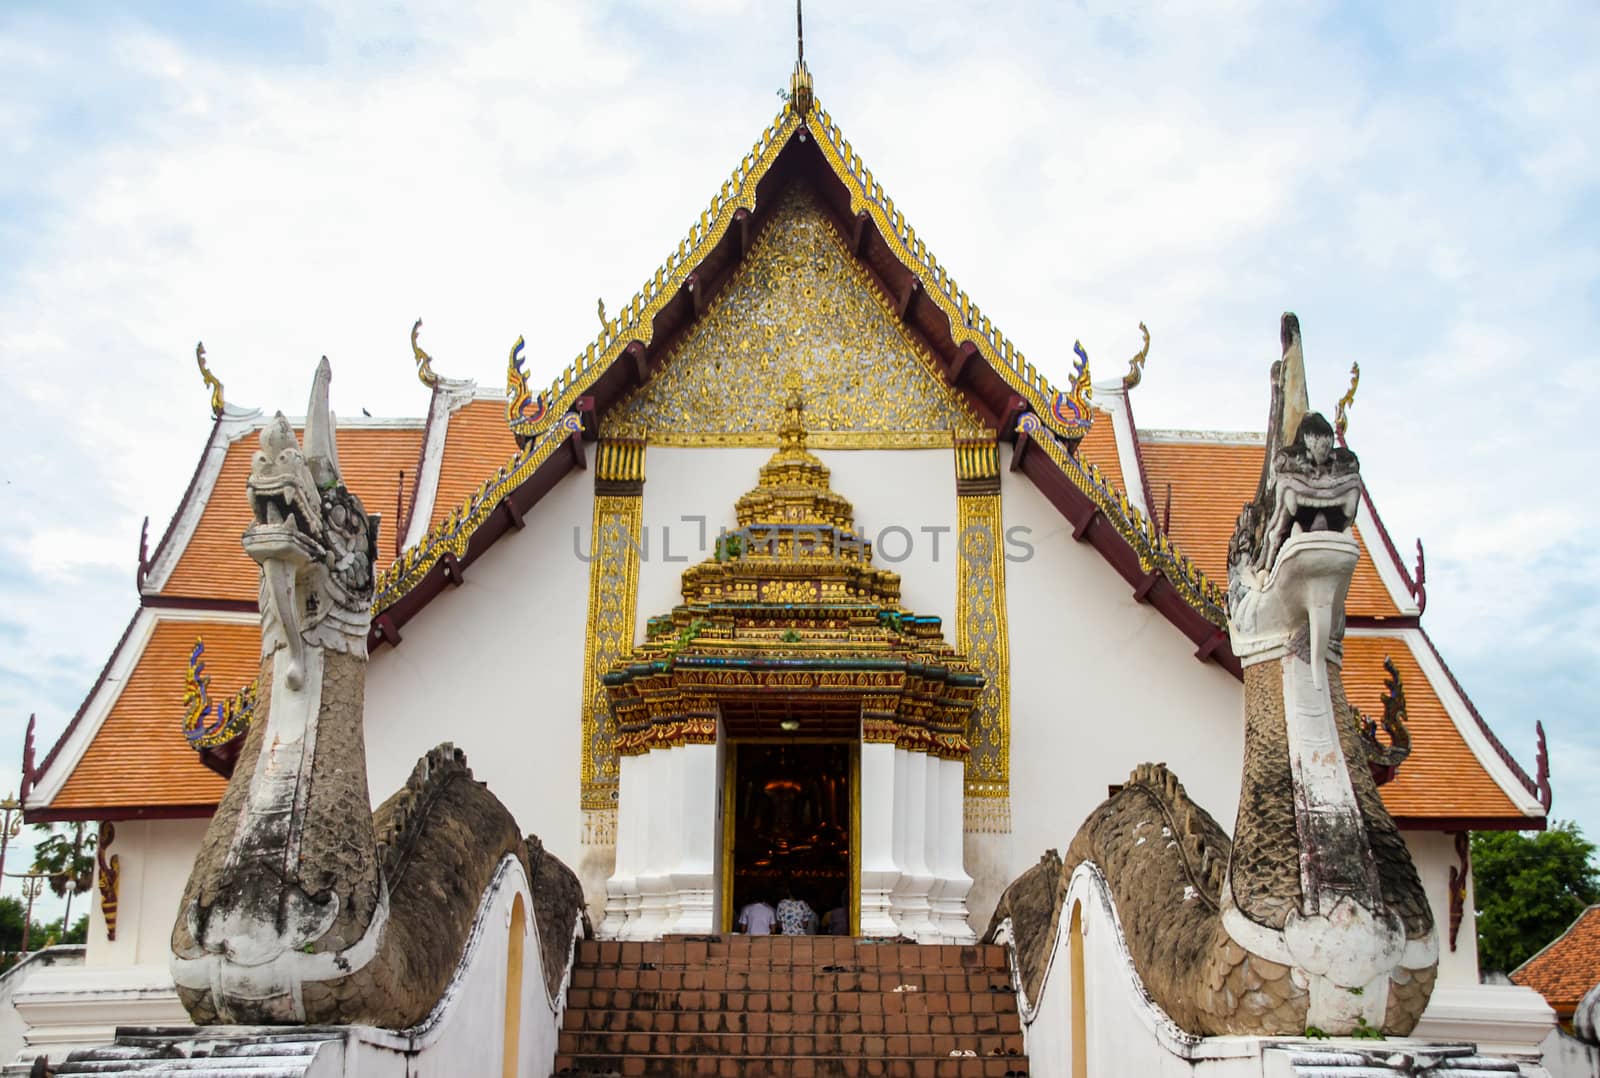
[1343,635,1520,820]
[430,399,522,528]
[53,619,257,810]
[161,426,423,601]
[1139,437,1402,618]
[1074,410,1123,490]
[1512,905,1600,1017]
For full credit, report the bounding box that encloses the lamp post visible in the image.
[0,795,22,884]
[57,821,85,940]
[16,874,45,955]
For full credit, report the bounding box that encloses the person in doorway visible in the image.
[823,890,850,936]
[775,881,818,936]
[735,893,777,935]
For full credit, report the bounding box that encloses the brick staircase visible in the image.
[555,936,1029,1077]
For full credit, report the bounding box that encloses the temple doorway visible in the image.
[722,741,856,935]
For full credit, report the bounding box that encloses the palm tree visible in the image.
[29,822,95,937]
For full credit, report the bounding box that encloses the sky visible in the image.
[1,1,1596,920]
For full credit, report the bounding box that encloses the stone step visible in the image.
[558,1031,1025,1058]
[551,1053,1030,1077]
[575,941,1006,972]
[563,1007,1021,1035]
[556,937,1030,1078]
[48,1028,343,1077]
[569,968,1013,994]
[566,989,1019,1015]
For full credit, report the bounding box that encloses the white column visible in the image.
[889,748,937,941]
[858,741,901,937]
[599,753,642,939]
[929,755,976,942]
[626,747,677,940]
[664,742,717,935]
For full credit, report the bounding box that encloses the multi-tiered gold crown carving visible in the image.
[604,379,982,757]
[680,374,900,609]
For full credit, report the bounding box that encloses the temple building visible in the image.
[10,53,1566,1075]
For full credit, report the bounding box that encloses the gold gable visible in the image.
[601,186,988,448]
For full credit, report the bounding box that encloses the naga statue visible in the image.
[170,358,580,1027]
[989,314,1436,1037]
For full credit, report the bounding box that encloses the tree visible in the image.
[1473,821,1600,975]
[28,822,95,934]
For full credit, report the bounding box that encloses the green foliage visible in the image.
[0,896,30,952]
[60,914,88,946]
[1473,821,1600,975]
[780,628,802,643]
[715,533,744,562]
[1303,1026,1329,1039]
[0,898,86,964]
[1350,1017,1384,1040]
[30,822,95,899]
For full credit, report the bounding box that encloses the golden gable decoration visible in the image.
[602,187,988,449]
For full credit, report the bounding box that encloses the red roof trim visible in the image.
[368,431,587,653]
[141,415,226,594]
[25,607,144,817]
[1415,624,1543,802]
[26,803,216,825]
[1394,814,1546,833]
[1120,390,1159,526]
[1012,437,1242,679]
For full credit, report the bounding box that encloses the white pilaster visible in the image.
[626,748,675,940]
[600,753,642,939]
[889,748,937,941]
[929,755,976,942]
[664,743,717,935]
[858,742,901,937]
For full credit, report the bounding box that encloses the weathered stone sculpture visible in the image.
[989,314,1437,1036]
[170,358,580,1027]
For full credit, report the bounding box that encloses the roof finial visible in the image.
[1122,322,1151,390]
[411,318,440,388]
[789,0,814,118]
[195,342,224,418]
[1334,361,1360,445]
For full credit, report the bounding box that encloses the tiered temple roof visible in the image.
[22,91,1548,831]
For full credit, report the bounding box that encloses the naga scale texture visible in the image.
[989,314,1437,1037]
[170,358,581,1027]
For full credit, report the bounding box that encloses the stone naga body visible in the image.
[990,314,1437,1036]
[170,359,575,1027]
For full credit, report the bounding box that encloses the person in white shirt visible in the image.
[735,895,777,935]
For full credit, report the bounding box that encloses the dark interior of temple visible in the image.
[727,741,852,933]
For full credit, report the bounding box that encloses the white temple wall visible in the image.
[86,817,209,968]
[1404,829,1480,987]
[363,467,592,877]
[993,443,1246,928]
[636,447,959,639]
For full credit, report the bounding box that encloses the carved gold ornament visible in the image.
[410,318,439,388]
[1123,322,1151,390]
[1335,362,1360,443]
[603,187,986,448]
[195,342,224,418]
[957,490,1011,810]
[580,493,644,822]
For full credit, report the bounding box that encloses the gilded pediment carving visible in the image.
[602,186,988,448]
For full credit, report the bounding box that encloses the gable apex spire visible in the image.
[790,0,814,118]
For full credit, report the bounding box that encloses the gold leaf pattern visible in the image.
[958,493,1011,807]
[603,187,986,448]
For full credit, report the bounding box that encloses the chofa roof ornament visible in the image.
[195,342,224,419]
[410,318,440,389]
